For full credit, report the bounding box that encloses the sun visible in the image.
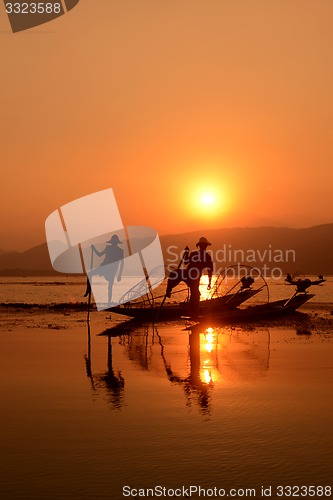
[185,180,229,223]
[201,193,215,206]
[197,190,221,214]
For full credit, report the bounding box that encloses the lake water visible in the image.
[0,321,332,500]
[0,275,332,306]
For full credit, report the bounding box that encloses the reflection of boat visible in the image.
[110,286,264,321]
[98,323,271,416]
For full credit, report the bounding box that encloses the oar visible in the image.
[154,246,189,323]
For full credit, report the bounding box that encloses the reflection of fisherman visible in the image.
[166,237,214,316]
[88,234,124,306]
[98,335,125,410]
[160,328,212,415]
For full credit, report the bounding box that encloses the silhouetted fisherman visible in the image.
[86,234,124,306]
[240,275,255,290]
[166,236,214,316]
[285,273,326,293]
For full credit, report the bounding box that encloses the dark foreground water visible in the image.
[0,322,332,500]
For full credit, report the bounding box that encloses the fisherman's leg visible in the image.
[107,276,115,306]
[84,268,99,297]
[83,275,91,297]
[88,267,102,279]
[84,266,103,297]
[189,280,200,317]
[166,270,183,298]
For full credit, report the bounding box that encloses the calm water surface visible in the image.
[0,322,332,499]
[0,276,332,305]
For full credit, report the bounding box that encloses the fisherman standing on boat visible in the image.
[86,234,124,307]
[166,236,214,316]
[285,273,326,293]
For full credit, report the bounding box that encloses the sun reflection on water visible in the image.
[198,327,221,384]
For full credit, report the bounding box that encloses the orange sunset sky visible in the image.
[1,0,333,251]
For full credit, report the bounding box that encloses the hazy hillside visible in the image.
[0,224,332,275]
[160,224,333,275]
[0,244,58,275]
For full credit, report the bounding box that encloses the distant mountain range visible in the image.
[0,244,55,275]
[160,224,333,275]
[0,224,332,276]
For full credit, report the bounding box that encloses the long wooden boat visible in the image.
[109,286,264,321]
[196,292,315,324]
[99,293,315,335]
